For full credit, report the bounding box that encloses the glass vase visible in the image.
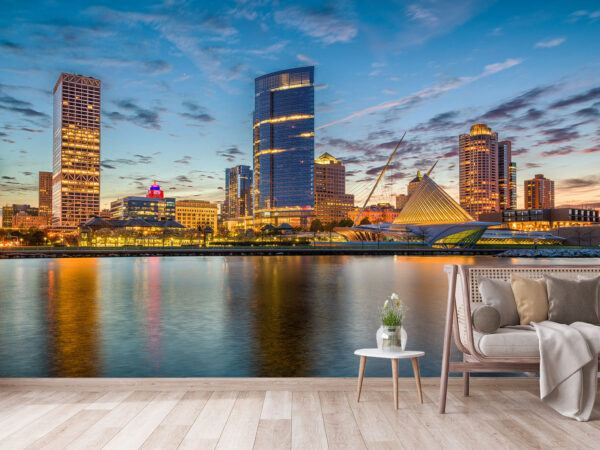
[376,325,407,352]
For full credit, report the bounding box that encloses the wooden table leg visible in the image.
[411,357,423,404]
[356,356,366,402]
[391,358,398,410]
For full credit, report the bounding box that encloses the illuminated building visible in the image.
[2,204,35,228]
[498,141,516,210]
[253,66,314,228]
[525,174,554,209]
[407,172,422,197]
[224,165,252,219]
[175,199,218,230]
[78,216,195,247]
[348,203,400,224]
[479,208,598,231]
[99,209,111,218]
[395,194,408,210]
[314,153,354,224]
[38,171,52,216]
[336,169,564,247]
[110,182,175,221]
[459,124,513,219]
[12,211,51,228]
[52,73,101,227]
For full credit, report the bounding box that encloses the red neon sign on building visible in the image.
[147,180,164,199]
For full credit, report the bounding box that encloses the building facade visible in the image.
[253,66,315,228]
[396,194,408,210]
[498,141,516,210]
[2,204,35,228]
[525,174,554,209]
[38,171,52,216]
[348,203,400,224]
[407,172,422,197]
[110,182,175,221]
[480,208,598,231]
[52,73,101,227]
[459,124,513,219]
[12,211,51,229]
[314,153,354,224]
[175,200,218,230]
[224,165,252,219]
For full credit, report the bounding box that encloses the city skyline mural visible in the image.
[1,0,600,210]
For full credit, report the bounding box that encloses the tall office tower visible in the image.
[525,174,555,209]
[459,123,500,219]
[395,193,408,210]
[52,73,101,227]
[314,153,354,224]
[38,171,52,215]
[224,165,253,219]
[509,162,517,209]
[253,66,314,228]
[497,141,515,210]
[407,171,422,197]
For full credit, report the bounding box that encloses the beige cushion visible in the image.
[474,327,539,357]
[510,275,548,325]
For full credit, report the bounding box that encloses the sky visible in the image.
[1,0,599,210]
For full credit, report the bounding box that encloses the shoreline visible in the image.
[0,246,506,258]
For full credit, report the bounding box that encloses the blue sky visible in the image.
[1,0,599,209]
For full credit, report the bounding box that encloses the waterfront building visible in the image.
[459,124,513,219]
[348,203,400,224]
[78,216,193,247]
[2,204,35,228]
[175,200,218,230]
[314,153,354,224]
[253,66,315,228]
[110,181,175,221]
[498,141,516,210]
[525,174,554,209]
[224,165,252,219]
[396,194,408,210]
[99,209,111,218]
[38,171,52,216]
[479,207,598,231]
[407,172,422,197]
[52,73,101,227]
[336,169,563,247]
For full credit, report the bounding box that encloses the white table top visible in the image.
[354,348,425,359]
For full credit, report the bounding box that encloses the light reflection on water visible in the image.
[0,256,593,377]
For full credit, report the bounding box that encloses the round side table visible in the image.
[354,348,425,409]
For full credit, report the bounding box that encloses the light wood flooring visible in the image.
[0,377,599,449]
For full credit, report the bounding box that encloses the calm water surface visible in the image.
[0,255,592,377]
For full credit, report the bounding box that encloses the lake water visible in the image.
[0,255,592,378]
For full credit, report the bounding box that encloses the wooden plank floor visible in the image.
[0,378,599,449]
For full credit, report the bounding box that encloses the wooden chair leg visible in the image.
[356,356,366,402]
[411,357,423,404]
[463,372,470,397]
[391,358,398,410]
[439,265,457,414]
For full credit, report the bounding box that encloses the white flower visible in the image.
[390,293,399,300]
[383,300,389,309]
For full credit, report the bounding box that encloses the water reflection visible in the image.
[46,259,100,377]
[0,256,595,377]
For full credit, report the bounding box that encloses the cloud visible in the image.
[176,175,192,183]
[568,10,600,22]
[582,146,600,154]
[534,37,566,48]
[101,153,154,169]
[318,58,523,129]
[537,127,580,146]
[315,84,328,90]
[541,146,575,157]
[575,107,599,119]
[482,86,554,120]
[105,99,162,130]
[174,155,192,164]
[411,110,464,132]
[142,59,172,74]
[248,41,288,58]
[550,86,600,109]
[561,175,600,190]
[0,92,50,124]
[180,101,215,123]
[216,146,244,162]
[274,6,357,44]
[297,53,318,65]
[0,40,23,52]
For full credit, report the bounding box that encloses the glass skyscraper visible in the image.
[224,165,253,219]
[253,66,314,228]
[52,73,101,227]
